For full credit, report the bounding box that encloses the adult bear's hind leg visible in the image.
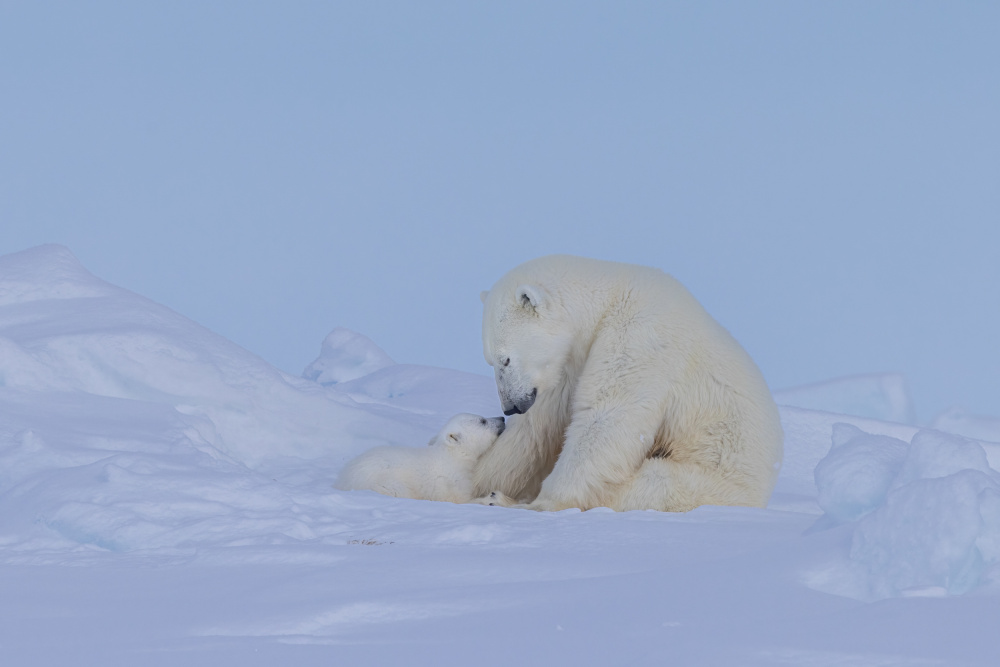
[610,458,764,512]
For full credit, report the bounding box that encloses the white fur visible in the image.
[336,413,505,503]
[473,255,784,512]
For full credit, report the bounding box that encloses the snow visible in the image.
[774,373,916,425]
[811,426,1000,601]
[814,424,909,523]
[851,469,1000,598]
[302,327,396,386]
[932,408,1000,444]
[2,245,999,665]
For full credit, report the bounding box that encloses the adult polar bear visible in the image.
[473,255,783,512]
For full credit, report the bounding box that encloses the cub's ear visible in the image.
[480,290,489,304]
[515,284,546,312]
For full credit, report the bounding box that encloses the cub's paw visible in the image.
[471,491,517,507]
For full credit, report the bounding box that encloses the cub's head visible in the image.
[481,274,576,416]
[431,413,505,458]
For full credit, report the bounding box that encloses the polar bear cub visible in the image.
[336,413,505,503]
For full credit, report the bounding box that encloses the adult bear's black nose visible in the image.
[503,388,537,416]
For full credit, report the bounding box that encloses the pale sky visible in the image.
[2,2,997,420]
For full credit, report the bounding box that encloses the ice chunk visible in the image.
[814,423,1000,598]
[893,429,998,489]
[773,373,915,424]
[302,327,395,386]
[814,423,909,523]
[931,408,1000,444]
[851,469,1000,597]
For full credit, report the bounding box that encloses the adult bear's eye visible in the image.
[480,418,487,425]
[503,357,510,367]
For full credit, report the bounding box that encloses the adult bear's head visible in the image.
[480,259,581,416]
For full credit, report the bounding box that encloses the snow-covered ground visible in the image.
[1,245,998,666]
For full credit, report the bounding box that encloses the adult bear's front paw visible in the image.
[523,496,579,512]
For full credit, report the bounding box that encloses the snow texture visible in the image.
[2,245,999,666]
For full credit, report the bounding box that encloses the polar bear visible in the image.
[336,413,505,503]
[472,255,783,512]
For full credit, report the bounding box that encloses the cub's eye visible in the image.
[503,358,510,367]
[480,418,486,425]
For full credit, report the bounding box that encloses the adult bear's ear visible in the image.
[516,284,546,312]
[480,290,489,304]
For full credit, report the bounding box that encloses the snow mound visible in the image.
[302,327,395,385]
[0,245,419,466]
[812,424,1000,598]
[774,373,915,424]
[0,244,118,305]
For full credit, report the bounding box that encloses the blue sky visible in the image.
[1,2,997,421]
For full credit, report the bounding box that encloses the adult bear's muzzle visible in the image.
[501,387,537,416]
